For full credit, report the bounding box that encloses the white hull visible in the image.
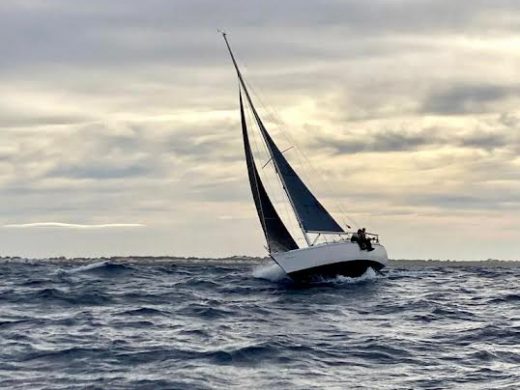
[271,240,388,280]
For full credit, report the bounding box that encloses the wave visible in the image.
[32,287,112,305]
[203,342,283,365]
[118,307,169,316]
[62,261,110,274]
[18,346,104,363]
[0,256,267,266]
[59,261,133,275]
[328,266,379,284]
[1,259,519,389]
[487,293,520,304]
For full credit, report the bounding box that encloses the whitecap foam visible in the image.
[252,262,287,282]
[61,261,109,274]
[253,264,381,284]
[331,267,379,284]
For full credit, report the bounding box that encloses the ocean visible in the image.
[0,257,519,389]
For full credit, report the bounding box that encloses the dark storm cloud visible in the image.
[422,84,520,115]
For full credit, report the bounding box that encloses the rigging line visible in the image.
[242,76,342,207]
[247,95,275,213]
[247,98,268,167]
[247,92,291,241]
[221,33,310,246]
[222,36,359,242]
[239,73,271,165]
[240,88,271,253]
[244,75,358,231]
[244,83,303,245]
[242,69,287,230]
[247,98,303,247]
[231,52,353,233]
[295,145,358,230]
[242,78,318,246]
[262,146,294,169]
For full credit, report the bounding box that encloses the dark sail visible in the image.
[222,32,343,236]
[250,110,344,233]
[240,92,298,252]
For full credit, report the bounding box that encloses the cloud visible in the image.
[421,84,520,115]
[3,222,145,229]
[1,0,519,259]
[49,163,152,180]
[404,192,520,212]
[314,129,440,154]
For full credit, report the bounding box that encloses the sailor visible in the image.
[361,228,374,251]
[354,229,366,250]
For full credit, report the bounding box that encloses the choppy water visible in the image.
[1,258,519,389]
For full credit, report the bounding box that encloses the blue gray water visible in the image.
[1,258,519,389]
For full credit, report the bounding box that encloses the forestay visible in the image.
[249,107,344,234]
[223,31,343,242]
[240,92,299,253]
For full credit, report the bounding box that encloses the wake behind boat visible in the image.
[222,33,388,281]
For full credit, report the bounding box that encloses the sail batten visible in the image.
[240,92,298,253]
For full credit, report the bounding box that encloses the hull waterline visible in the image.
[271,241,388,281]
[287,259,385,280]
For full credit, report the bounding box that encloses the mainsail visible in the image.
[240,92,298,252]
[223,33,344,238]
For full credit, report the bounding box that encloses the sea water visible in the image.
[0,258,519,389]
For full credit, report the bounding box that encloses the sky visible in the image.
[1,0,519,259]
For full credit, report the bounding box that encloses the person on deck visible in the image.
[360,228,374,251]
[353,229,366,250]
[351,230,359,245]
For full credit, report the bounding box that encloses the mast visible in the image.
[239,90,298,253]
[221,32,312,246]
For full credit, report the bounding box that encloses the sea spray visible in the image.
[252,262,287,281]
[331,266,379,284]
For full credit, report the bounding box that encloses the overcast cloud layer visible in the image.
[1,0,519,259]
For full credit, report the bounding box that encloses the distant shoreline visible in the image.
[0,256,518,267]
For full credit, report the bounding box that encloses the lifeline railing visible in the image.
[310,231,380,246]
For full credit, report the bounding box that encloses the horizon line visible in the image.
[3,222,146,229]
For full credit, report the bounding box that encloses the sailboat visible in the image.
[222,33,388,280]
